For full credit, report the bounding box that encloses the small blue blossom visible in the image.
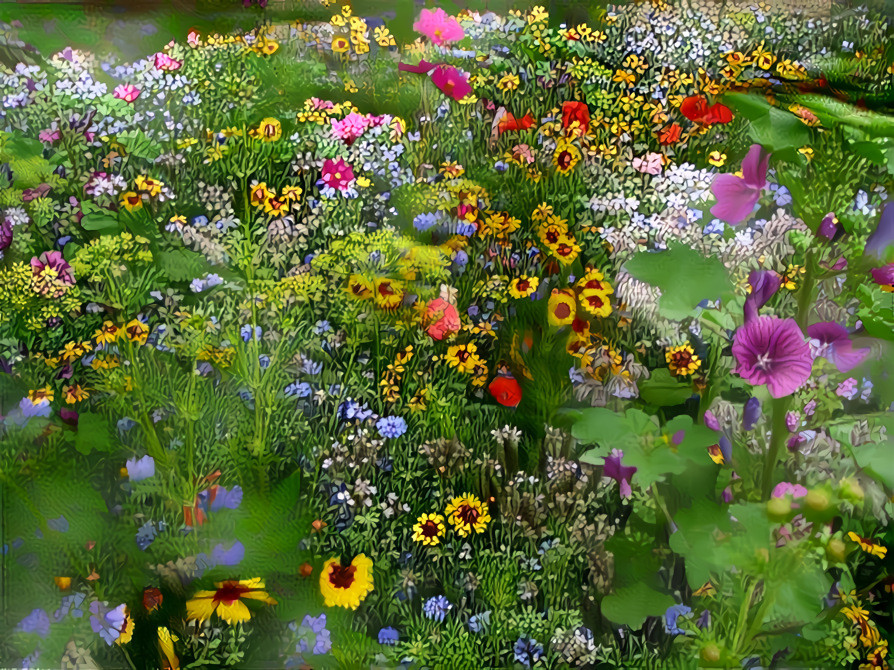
[376,415,407,439]
[378,626,399,645]
[663,604,692,635]
[423,595,452,622]
[513,637,543,667]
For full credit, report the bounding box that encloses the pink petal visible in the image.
[710,174,760,225]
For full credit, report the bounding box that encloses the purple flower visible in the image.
[817,212,838,240]
[744,270,781,323]
[126,455,155,481]
[378,626,399,645]
[869,263,894,289]
[771,482,808,499]
[807,322,870,373]
[210,485,243,511]
[30,250,75,298]
[732,316,813,398]
[785,411,799,432]
[0,219,12,252]
[211,541,245,566]
[19,397,52,419]
[836,377,858,399]
[742,397,761,430]
[703,410,720,431]
[89,602,126,645]
[513,636,544,667]
[710,144,770,225]
[16,609,50,637]
[297,614,331,655]
[663,604,691,635]
[864,202,894,261]
[718,433,732,463]
[423,595,452,622]
[603,449,636,498]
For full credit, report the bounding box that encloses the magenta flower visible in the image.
[154,52,182,72]
[603,449,636,498]
[870,263,894,290]
[771,482,808,499]
[331,112,370,145]
[732,316,813,398]
[30,250,75,298]
[399,61,472,101]
[413,8,464,45]
[807,322,870,373]
[744,269,781,323]
[113,84,141,103]
[0,219,12,252]
[319,158,354,192]
[710,144,770,225]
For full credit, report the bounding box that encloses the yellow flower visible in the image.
[28,386,54,404]
[120,191,144,212]
[579,289,612,318]
[281,185,303,201]
[508,275,539,299]
[553,140,581,174]
[497,73,520,91]
[250,182,273,207]
[551,233,581,265]
[849,531,887,559]
[666,344,701,376]
[332,35,350,53]
[135,175,162,197]
[186,578,276,624]
[374,26,396,47]
[548,289,577,326]
[445,343,481,374]
[253,117,282,142]
[412,513,446,546]
[373,278,404,309]
[116,608,135,645]
[125,319,149,345]
[320,554,374,609]
[842,604,870,624]
[158,627,179,670]
[708,151,727,167]
[63,384,89,404]
[445,493,491,537]
[798,146,814,160]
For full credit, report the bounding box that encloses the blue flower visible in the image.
[469,610,491,633]
[285,381,313,398]
[423,595,452,622]
[126,455,155,481]
[663,604,692,636]
[240,324,262,342]
[376,415,407,439]
[16,609,50,637]
[378,626,399,645]
[513,636,543,667]
[297,613,331,655]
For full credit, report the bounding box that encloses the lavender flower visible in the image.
[864,201,893,261]
[296,613,332,655]
[16,609,50,637]
[125,455,155,481]
[732,316,813,398]
[376,415,407,439]
[378,626,399,645]
[513,636,544,667]
[423,595,452,622]
[742,397,761,430]
[807,322,870,373]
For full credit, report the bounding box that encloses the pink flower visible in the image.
[603,449,636,498]
[807,321,870,373]
[30,250,75,298]
[771,482,808,499]
[732,316,812,398]
[413,8,464,45]
[425,298,460,341]
[319,158,354,191]
[430,65,472,101]
[632,152,663,175]
[39,128,61,143]
[710,144,770,225]
[113,84,141,103]
[154,52,182,71]
[835,377,858,399]
[870,263,894,289]
[331,112,371,146]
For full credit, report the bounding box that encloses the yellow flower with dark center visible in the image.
[263,196,288,217]
[28,386,54,404]
[551,233,581,265]
[125,319,149,345]
[548,288,576,326]
[332,35,350,53]
[120,191,144,212]
[445,343,481,374]
[849,531,887,559]
[250,182,273,207]
[281,185,302,201]
[841,604,870,624]
[666,344,701,376]
[509,275,539,299]
[320,554,374,609]
[553,140,581,174]
[186,578,276,623]
[708,151,727,167]
[63,384,88,404]
[412,513,446,546]
[346,274,374,299]
[579,289,612,317]
[374,278,404,309]
[445,493,491,537]
[135,175,162,197]
[497,73,520,91]
[116,608,135,645]
[253,117,282,142]
[707,444,724,464]
[576,268,613,295]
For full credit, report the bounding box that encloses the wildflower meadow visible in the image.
[0,0,893,667]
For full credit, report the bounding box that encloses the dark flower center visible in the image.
[671,350,693,367]
[554,303,571,320]
[329,563,357,589]
[456,504,480,526]
[214,582,251,606]
[421,520,440,537]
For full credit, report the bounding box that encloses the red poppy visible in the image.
[561,101,590,133]
[498,111,535,134]
[680,95,733,125]
[658,123,683,145]
[488,373,522,408]
[426,298,461,341]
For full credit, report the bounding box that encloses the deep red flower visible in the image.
[498,111,535,134]
[488,373,522,408]
[680,95,733,125]
[561,101,590,133]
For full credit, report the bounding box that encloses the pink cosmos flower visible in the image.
[30,250,75,298]
[320,158,354,191]
[413,8,464,45]
[807,321,870,373]
[154,52,182,71]
[113,84,141,103]
[732,316,813,398]
[710,144,770,225]
[632,152,663,175]
[430,65,472,101]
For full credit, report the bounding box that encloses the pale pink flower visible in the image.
[413,8,464,45]
[632,152,663,175]
[113,84,141,103]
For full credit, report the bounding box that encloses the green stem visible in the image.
[761,396,791,501]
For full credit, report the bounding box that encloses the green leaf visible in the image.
[75,413,112,455]
[116,130,162,161]
[81,212,120,231]
[638,369,695,406]
[156,248,211,282]
[600,582,675,629]
[853,441,894,489]
[624,245,733,321]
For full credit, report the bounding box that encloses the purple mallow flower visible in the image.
[732,316,813,398]
[744,270,781,323]
[742,397,761,430]
[864,201,894,261]
[710,144,770,225]
[603,449,637,498]
[807,322,870,373]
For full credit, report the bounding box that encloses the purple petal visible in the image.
[807,321,869,373]
[864,202,894,261]
[710,175,761,225]
[740,144,770,189]
[211,541,245,566]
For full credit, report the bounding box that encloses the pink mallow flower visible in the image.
[113,84,141,103]
[732,316,813,398]
[710,144,770,225]
[320,158,354,192]
[807,321,869,373]
[154,52,182,71]
[30,251,75,298]
[771,482,808,500]
[413,8,464,45]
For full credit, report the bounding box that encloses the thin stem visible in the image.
[761,396,791,501]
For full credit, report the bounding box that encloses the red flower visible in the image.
[488,373,522,408]
[658,123,683,145]
[426,298,460,341]
[561,101,590,134]
[680,95,733,125]
[497,111,535,134]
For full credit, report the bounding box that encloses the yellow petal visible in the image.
[185,596,216,622]
[216,599,251,624]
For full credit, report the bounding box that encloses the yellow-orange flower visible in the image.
[186,578,276,624]
[320,554,374,609]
